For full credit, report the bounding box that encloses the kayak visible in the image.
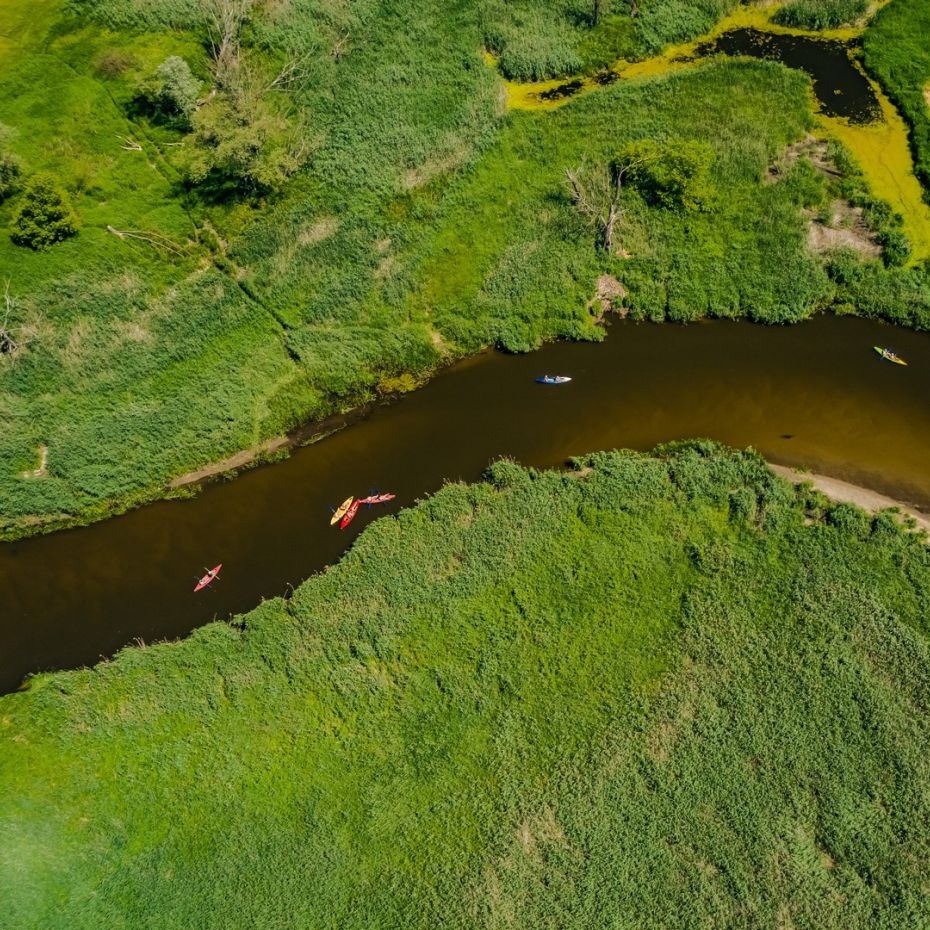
[195,563,222,592]
[340,498,361,529]
[874,346,908,366]
[360,492,396,505]
[330,496,355,525]
[536,375,572,384]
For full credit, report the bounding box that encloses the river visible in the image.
[2,314,930,692]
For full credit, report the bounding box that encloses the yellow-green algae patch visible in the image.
[820,78,930,261]
[495,0,930,260]
[499,3,889,113]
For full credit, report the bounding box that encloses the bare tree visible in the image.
[0,280,32,364]
[201,0,252,90]
[565,151,654,252]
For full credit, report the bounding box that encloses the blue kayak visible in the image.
[536,375,572,385]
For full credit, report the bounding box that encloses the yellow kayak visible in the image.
[330,496,355,525]
[874,346,907,366]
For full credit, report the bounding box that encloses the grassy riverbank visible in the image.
[3,0,930,539]
[2,444,930,927]
[863,0,930,198]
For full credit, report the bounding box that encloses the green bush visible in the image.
[772,0,868,30]
[9,174,79,250]
[0,153,20,203]
[149,55,200,123]
[181,87,305,195]
[620,138,715,210]
[877,228,911,267]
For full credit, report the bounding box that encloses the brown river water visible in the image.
[2,314,930,692]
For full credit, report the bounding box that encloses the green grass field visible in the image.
[3,0,930,539]
[2,444,930,927]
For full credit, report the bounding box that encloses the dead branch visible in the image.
[0,282,18,356]
[331,30,350,59]
[118,135,143,152]
[267,55,312,91]
[565,152,656,252]
[0,280,31,364]
[106,226,187,257]
[565,167,601,226]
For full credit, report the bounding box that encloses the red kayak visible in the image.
[195,564,222,592]
[359,492,396,505]
[340,499,360,529]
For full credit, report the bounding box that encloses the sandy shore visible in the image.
[770,464,930,535]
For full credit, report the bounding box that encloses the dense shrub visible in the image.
[773,0,868,30]
[635,0,737,53]
[0,154,20,203]
[65,0,202,30]
[182,91,304,194]
[147,55,200,123]
[9,174,79,250]
[620,138,715,210]
[877,227,911,267]
[483,0,741,80]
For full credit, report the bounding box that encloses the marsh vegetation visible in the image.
[3,446,930,927]
[0,0,929,537]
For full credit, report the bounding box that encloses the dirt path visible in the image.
[168,436,290,489]
[770,464,930,535]
[21,444,47,480]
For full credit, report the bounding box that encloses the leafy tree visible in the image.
[0,124,21,202]
[182,86,305,195]
[9,174,79,250]
[620,138,715,211]
[153,56,201,123]
[177,0,305,196]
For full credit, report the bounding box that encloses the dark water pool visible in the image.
[698,29,880,122]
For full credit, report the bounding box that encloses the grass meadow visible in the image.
[2,0,930,538]
[2,445,930,927]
